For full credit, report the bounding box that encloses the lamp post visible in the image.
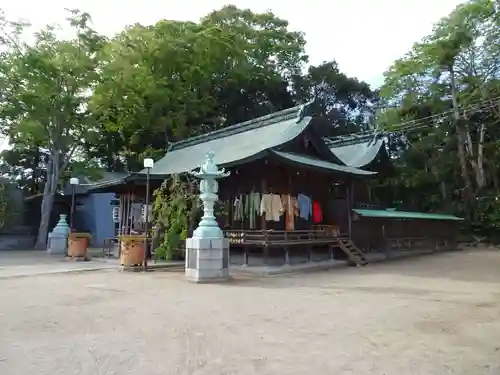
[143,158,154,271]
[69,177,79,232]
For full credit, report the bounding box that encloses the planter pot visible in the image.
[68,233,91,258]
[119,235,146,266]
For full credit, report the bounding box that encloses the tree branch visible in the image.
[60,143,79,174]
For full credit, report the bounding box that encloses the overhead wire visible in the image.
[378,98,500,135]
[382,96,500,134]
[327,95,500,143]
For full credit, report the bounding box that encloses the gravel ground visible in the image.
[1,248,500,375]
[0,251,117,278]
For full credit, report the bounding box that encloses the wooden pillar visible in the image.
[286,173,293,231]
[117,194,124,255]
[284,231,290,265]
[118,194,124,237]
[260,177,267,230]
[347,180,353,241]
[260,176,268,265]
[125,192,132,235]
[243,245,249,266]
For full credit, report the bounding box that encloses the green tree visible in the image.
[0,143,48,195]
[90,6,307,170]
[90,20,239,170]
[293,60,378,137]
[379,0,500,219]
[200,5,307,124]
[0,9,107,248]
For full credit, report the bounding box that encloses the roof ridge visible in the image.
[324,133,384,147]
[170,102,313,151]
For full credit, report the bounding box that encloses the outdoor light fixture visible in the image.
[69,177,79,232]
[143,158,154,271]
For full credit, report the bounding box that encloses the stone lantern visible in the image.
[185,151,231,282]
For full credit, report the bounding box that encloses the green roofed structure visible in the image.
[139,102,375,177]
[87,101,462,266]
[352,208,463,221]
[87,102,378,194]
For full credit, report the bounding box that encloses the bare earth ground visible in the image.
[1,248,500,375]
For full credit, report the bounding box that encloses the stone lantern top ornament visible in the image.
[190,151,230,180]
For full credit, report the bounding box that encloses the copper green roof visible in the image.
[325,134,386,168]
[68,172,130,194]
[353,208,463,221]
[85,103,380,193]
[272,151,376,176]
[146,103,317,176]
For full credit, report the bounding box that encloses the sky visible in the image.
[2,0,465,87]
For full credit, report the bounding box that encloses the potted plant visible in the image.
[68,232,92,259]
[119,235,146,267]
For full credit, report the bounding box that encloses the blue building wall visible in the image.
[74,192,115,247]
[91,193,115,247]
[75,195,94,233]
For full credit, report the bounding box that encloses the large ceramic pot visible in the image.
[119,235,146,266]
[68,233,91,258]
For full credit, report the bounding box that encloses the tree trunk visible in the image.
[440,181,447,201]
[460,111,486,190]
[33,156,59,250]
[152,221,165,250]
[31,146,41,194]
[463,118,484,189]
[476,123,486,189]
[450,67,474,214]
[34,187,55,249]
[489,160,499,191]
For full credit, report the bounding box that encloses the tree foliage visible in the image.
[0,9,107,247]
[295,60,378,136]
[89,5,308,171]
[152,175,200,260]
[378,0,500,232]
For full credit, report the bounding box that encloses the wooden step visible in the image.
[338,240,367,266]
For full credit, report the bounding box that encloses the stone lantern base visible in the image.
[185,237,230,282]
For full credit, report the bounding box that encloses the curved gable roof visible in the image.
[271,150,376,176]
[325,135,386,168]
[147,103,313,176]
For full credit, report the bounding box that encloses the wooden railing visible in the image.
[225,226,343,247]
[224,226,348,266]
